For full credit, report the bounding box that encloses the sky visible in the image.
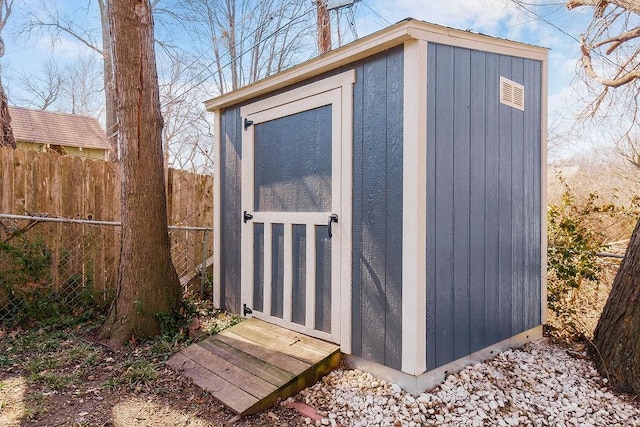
[0,0,610,162]
[349,0,599,160]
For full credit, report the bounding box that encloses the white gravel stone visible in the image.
[293,342,640,426]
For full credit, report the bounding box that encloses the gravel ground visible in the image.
[295,341,640,426]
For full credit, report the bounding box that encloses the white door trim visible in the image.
[240,70,355,351]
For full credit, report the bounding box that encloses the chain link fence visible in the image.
[0,214,212,325]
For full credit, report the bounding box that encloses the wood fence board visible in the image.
[71,157,84,218]
[0,147,5,210]
[49,152,62,215]
[12,149,27,214]
[26,151,39,214]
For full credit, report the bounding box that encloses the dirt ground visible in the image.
[0,315,308,427]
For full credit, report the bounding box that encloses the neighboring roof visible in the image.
[205,18,549,111]
[9,106,111,151]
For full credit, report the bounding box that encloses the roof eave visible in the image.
[204,19,548,112]
[204,21,416,111]
[16,139,110,151]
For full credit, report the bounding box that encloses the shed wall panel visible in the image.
[432,43,455,369]
[351,46,404,370]
[468,50,487,353]
[452,46,471,361]
[483,53,501,349]
[498,54,513,342]
[384,46,404,369]
[359,54,389,364]
[510,57,525,336]
[525,60,543,331]
[426,44,437,370]
[426,43,542,370]
[220,106,242,314]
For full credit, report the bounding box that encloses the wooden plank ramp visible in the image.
[167,318,341,418]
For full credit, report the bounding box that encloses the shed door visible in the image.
[240,72,354,346]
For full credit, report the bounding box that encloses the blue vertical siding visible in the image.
[220,106,242,314]
[468,50,487,353]
[497,54,514,342]
[292,224,307,326]
[351,46,404,371]
[452,47,472,361]
[426,43,542,370]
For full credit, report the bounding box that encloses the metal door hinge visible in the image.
[243,304,253,316]
[244,118,253,130]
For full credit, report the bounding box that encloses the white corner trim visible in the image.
[540,55,549,326]
[346,325,543,396]
[339,68,354,355]
[401,38,428,376]
[212,110,222,310]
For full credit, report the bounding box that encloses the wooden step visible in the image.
[167,318,341,417]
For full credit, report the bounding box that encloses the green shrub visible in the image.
[546,180,639,337]
[0,235,109,326]
[547,190,607,316]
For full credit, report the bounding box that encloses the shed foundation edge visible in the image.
[344,325,543,395]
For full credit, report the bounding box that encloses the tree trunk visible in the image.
[98,0,118,161]
[591,218,640,394]
[100,0,181,347]
[0,72,15,149]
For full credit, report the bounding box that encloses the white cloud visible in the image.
[356,0,523,37]
[31,35,92,59]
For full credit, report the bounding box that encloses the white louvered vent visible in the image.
[500,76,525,111]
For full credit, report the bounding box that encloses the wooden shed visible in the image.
[207,18,548,394]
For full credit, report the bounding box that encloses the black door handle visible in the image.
[243,211,253,223]
[328,214,338,238]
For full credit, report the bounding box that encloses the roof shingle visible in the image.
[9,106,111,151]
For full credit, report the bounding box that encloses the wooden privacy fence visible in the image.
[0,147,213,323]
[0,147,213,226]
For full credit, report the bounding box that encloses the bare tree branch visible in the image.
[580,37,640,86]
[17,59,63,110]
[594,25,640,53]
[0,0,12,31]
[23,1,103,55]
[567,0,640,16]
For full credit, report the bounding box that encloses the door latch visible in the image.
[328,214,338,238]
[243,211,253,223]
